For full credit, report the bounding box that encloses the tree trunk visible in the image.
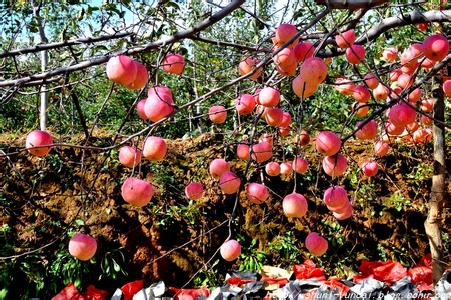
[32,0,49,130]
[424,80,447,286]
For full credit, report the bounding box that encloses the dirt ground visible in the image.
[0,131,446,290]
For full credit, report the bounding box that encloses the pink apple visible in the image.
[299,57,328,85]
[275,24,298,44]
[355,120,377,140]
[282,193,308,218]
[251,141,273,163]
[259,87,280,107]
[364,73,379,89]
[121,177,153,207]
[220,239,241,261]
[323,186,349,211]
[335,30,355,48]
[305,232,328,256]
[423,34,449,61]
[274,48,296,69]
[352,102,369,117]
[315,131,341,156]
[389,102,416,127]
[136,99,148,120]
[185,182,204,200]
[333,203,353,220]
[397,73,413,89]
[421,98,435,112]
[143,136,167,161]
[346,45,365,64]
[127,61,148,90]
[162,53,185,75]
[265,107,284,126]
[144,86,175,122]
[246,183,269,204]
[382,47,398,62]
[334,77,355,95]
[374,140,390,157]
[265,162,281,176]
[362,160,378,177]
[25,130,53,156]
[209,105,227,124]
[69,233,97,261]
[373,83,389,101]
[237,143,250,161]
[219,171,241,194]
[408,88,422,103]
[280,162,293,175]
[292,75,318,98]
[293,42,315,62]
[292,157,309,174]
[235,94,256,115]
[209,159,230,179]
[106,55,137,86]
[118,146,142,168]
[239,56,262,80]
[322,153,348,177]
[352,85,371,103]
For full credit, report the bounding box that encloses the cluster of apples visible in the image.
[106,55,148,90]
[118,136,167,206]
[220,230,329,261]
[64,53,186,261]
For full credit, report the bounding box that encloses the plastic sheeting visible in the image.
[52,256,447,300]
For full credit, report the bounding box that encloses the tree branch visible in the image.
[319,10,451,58]
[0,0,245,88]
[0,32,132,59]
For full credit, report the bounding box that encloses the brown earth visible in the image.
[0,132,448,293]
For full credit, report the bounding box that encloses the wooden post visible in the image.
[424,79,447,286]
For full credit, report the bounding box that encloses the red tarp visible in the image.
[408,254,433,291]
[293,259,326,281]
[52,283,108,300]
[120,280,144,300]
[354,260,407,283]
